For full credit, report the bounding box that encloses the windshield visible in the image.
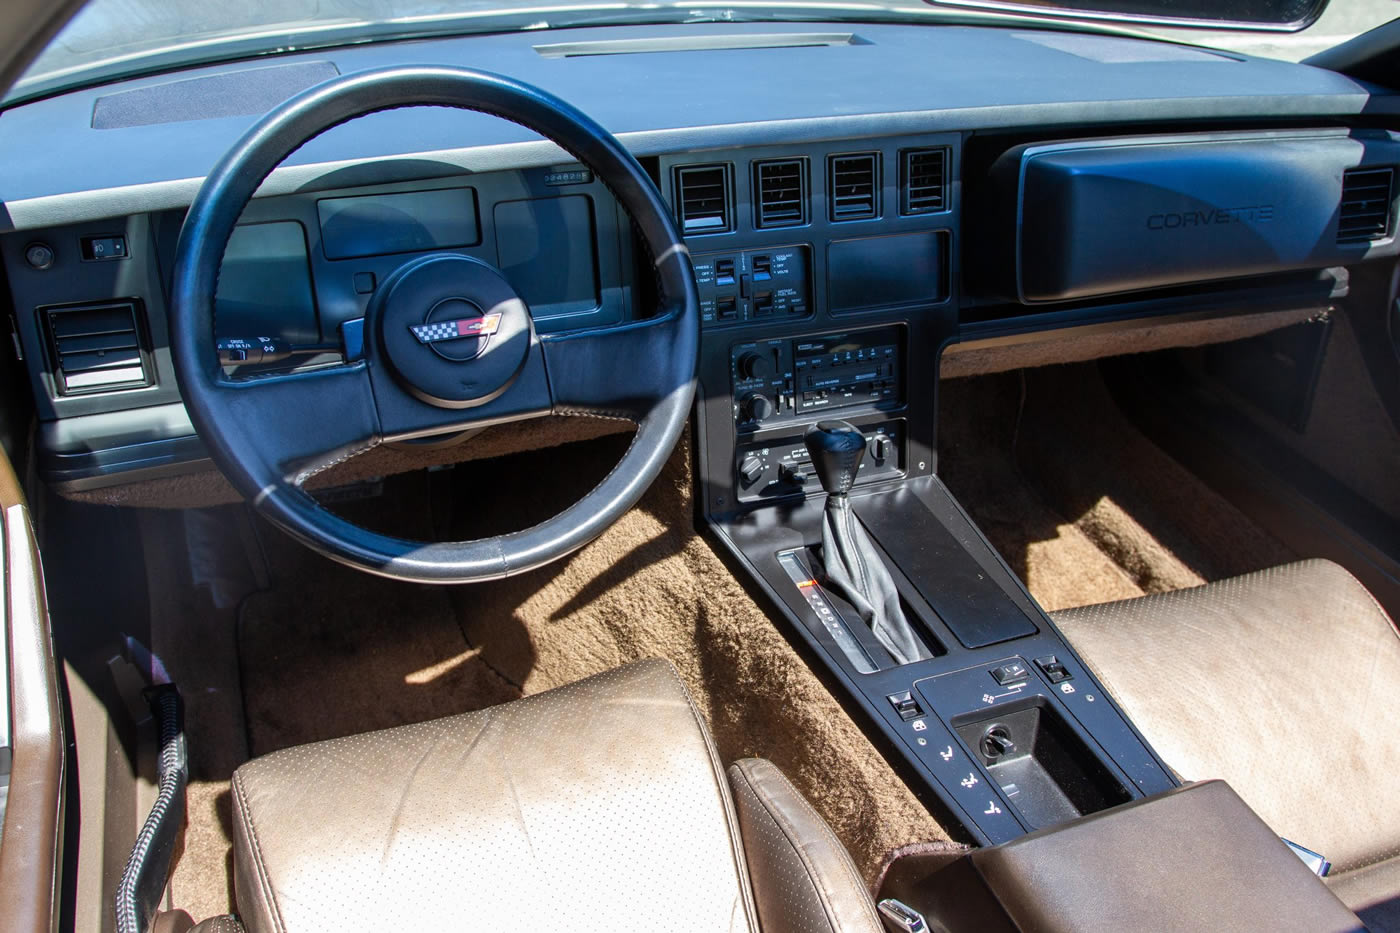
[11,0,1399,106]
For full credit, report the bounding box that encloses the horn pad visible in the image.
[372,255,533,409]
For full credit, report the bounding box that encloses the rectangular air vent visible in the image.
[828,153,879,221]
[674,164,733,235]
[753,159,808,228]
[1338,167,1394,243]
[901,148,948,215]
[41,301,150,395]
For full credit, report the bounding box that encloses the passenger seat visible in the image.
[1051,559,1400,931]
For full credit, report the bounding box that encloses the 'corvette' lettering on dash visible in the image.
[1146,205,1275,230]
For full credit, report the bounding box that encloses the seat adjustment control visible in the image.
[888,691,924,721]
[1034,655,1072,684]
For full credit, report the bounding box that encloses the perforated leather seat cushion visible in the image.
[1052,560,1400,875]
[230,659,758,933]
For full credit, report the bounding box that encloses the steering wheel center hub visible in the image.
[374,254,532,409]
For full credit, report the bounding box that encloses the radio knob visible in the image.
[739,456,765,486]
[741,392,775,423]
[737,351,776,381]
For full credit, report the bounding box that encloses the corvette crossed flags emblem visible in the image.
[410,312,502,345]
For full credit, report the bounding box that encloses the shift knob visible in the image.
[804,420,867,497]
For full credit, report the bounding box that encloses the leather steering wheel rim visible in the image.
[170,67,699,583]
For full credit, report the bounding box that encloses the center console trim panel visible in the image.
[707,475,1177,845]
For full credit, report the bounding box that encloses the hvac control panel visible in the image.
[730,325,904,432]
[735,420,904,502]
[696,246,811,327]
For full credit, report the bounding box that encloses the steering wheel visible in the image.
[169,67,698,583]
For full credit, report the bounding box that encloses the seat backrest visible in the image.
[230,660,759,932]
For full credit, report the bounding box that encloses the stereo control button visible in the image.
[737,350,775,380]
[741,392,775,423]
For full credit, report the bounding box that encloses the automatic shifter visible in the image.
[804,420,929,665]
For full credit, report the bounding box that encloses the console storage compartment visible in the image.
[879,780,1362,932]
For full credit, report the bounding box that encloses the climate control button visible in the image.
[739,456,765,486]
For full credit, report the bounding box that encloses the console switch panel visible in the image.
[696,246,810,327]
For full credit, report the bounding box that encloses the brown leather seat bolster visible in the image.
[727,758,883,933]
[1051,559,1400,874]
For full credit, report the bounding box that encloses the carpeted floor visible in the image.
[165,360,1296,922]
[166,429,954,921]
[938,363,1295,611]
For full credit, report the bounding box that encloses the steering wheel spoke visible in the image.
[206,364,380,492]
[543,308,693,421]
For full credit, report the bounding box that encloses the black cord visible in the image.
[114,686,187,933]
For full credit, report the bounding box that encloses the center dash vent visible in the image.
[674,164,733,235]
[753,159,808,228]
[1338,166,1394,243]
[901,148,948,215]
[828,153,879,222]
[41,301,151,396]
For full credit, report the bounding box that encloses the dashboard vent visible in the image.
[675,164,733,235]
[901,148,948,215]
[41,301,151,396]
[829,153,879,221]
[1338,167,1394,243]
[753,159,808,228]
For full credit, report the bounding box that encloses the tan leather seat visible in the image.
[1051,559,1400,931]
[225,658,882,933]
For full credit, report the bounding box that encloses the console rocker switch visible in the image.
[1034,655,1072,684]
[990,661,1029,686]
[887,691,923,722]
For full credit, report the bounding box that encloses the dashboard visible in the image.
[1,21,1398,497]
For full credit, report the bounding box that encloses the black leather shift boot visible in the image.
[818,496,930,665]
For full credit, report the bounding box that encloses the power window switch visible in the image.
[1034,655,1072,684]
[888,691,923,722]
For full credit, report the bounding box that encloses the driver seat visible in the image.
[206,659,883,933]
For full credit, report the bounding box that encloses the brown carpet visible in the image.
[938,371,1146,611]
[167,428,953,919]
[436,433,954,885]
[938,364,1294,611]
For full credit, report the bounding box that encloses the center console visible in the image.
[675,136,1178,849]
[712,475,1175,845]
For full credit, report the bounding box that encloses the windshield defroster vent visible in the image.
[901,148,949,215]
[1338,167,1394,243]
[829,153,879,221]
[41,301,151,396]
[675,164,733,235]
[754,159,808,228]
